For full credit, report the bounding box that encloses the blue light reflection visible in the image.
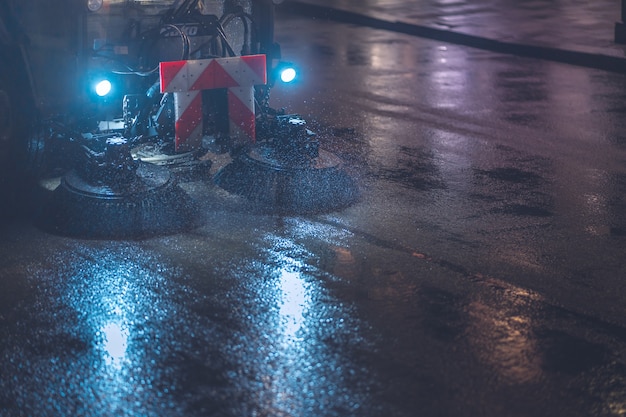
[278,269,309,341]
[18,246,193,417]
[227,231,377,416]
[102,322,129,368]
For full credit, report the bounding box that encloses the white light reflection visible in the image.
[581,169,610,236]
[93,282,134,371]
[368,41,412,71]
[427,68,468,109]
[278,270,310,342]
[250,232,376,415]
[102,322,129,368]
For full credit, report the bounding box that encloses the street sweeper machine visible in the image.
[0,0,357,237]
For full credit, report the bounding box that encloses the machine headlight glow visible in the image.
[280,67,297,83]
[95,79,112,97]
[272,62,298,86]
[87,0,103,12]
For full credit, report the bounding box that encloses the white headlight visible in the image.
[95,80,112,97]
[280,67,297,83]
[87,0,103,12]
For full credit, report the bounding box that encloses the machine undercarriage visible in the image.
[0,0,358,237]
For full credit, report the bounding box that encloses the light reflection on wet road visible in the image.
[2,7,626,417]
[0,233,380,416]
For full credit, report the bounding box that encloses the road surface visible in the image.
[1,7,626,417]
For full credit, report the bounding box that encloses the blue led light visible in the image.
[95,79,112,97]
[280,67,297,83]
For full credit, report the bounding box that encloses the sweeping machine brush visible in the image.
[37,162,197,239]
[213,145,359,213]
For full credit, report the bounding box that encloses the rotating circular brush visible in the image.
[37,137,198,239]
[214,144,359,213]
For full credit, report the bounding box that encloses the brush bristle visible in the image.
[37,163,198,239]
[214,151,359,213]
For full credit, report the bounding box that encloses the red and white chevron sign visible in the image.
[160,54,267,152]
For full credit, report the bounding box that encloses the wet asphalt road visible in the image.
[3,8,626,417]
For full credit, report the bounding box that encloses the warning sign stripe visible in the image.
[160,55,266,151]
